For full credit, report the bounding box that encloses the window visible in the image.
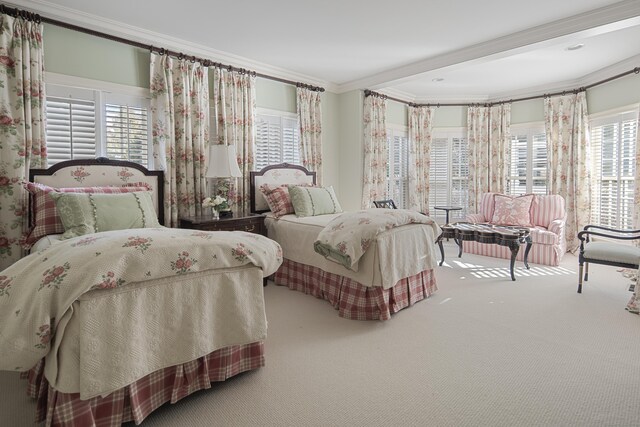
[254,110,300,171]
[590,110,638,229]
[45,83,151,167]
[387,127,409,208]
[508,125,547,195]
[429,130,468,222]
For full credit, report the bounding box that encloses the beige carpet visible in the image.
[1,242,639,427]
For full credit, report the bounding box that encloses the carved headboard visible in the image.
[249,163,316,213]
[29,157,165,225]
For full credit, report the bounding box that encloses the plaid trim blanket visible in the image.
[314,209,439,271]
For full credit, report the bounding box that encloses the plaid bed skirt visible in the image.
[21,341,265,427]
[273,258,437,320]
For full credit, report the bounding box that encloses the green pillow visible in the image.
[288,185,343,217]
[49,191,161,239]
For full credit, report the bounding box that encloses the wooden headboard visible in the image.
[249,163,316,213]
[29,157,165,225]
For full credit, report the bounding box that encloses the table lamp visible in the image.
[206,144,242,217]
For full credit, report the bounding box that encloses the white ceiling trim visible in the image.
[10,0,338,92]
[337,0,640,94]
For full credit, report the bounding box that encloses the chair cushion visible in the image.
[584,241,640,265]
[531,194,566,228]
[530,226,559,245]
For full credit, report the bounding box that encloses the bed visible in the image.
[250,163,441,321]
[1,158,282,426]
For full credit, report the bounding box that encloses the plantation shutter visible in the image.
[429,137,449,222]
[255,113,300,171]
[590,112,638,228]
[509,134,527,195]
[531,133,547,195]
[45,97,96,166]
[450,136,468,220]
[105,103,149,166]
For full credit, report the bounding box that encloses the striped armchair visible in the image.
[464,193,567,266]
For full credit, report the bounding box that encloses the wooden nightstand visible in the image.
[179,213,266,236]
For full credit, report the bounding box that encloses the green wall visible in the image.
[41,22,640,210]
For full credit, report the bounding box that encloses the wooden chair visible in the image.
[577,225,640,293]
[373,199,397,209]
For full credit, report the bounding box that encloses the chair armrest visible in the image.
[466,213,485,223]
[577,228,640,254]
[548,218,565,236]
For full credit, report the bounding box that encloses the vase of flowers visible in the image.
[202,195,229,219]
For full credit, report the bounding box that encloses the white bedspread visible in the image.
[265,211,441,288]
[0,228,282,398]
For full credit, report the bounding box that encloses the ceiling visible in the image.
[14,0,640,102]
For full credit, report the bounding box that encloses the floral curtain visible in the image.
[489,104,511,194]
[362,95,388,208]
[149,53,210,227]
[467,106,490,213]
[297,87,322,185]
[407,106,434,213]
[212,68,255,216]
[467,105,511,212]
[544,92,590,252]
[0,14,47,270]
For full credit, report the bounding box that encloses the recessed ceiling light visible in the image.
[566,43,585,51]
[432,78,444,82]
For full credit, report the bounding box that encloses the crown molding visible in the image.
[10,0,338,92]
[337,0,640,93]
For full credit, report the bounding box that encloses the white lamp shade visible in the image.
[206,145,242,178]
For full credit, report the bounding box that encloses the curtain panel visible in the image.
[0,15,47,270]
[212,68,255,216]
[407,106,435,214]
[297,87,322,185]
[467,105,511,213]
[544,92,590,252]
[361,96,388,209]
[149,53,210,227]
[467,106,490,213]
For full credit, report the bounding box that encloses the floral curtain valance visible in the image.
[361,96,388,209]
[149,52,210,227]
[212,68,256,216]
[0,14,47,270]
[407,106,435,214]
[297,87,322,185]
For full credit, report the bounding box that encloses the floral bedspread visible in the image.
[0,227,282,372]
[314,209,440,271]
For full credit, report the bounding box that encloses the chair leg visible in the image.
[584,262,589,282]
[578,263,583,293]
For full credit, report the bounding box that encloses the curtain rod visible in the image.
[0,3,325,93]
[365,66,640,108]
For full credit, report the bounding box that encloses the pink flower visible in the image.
[0,177,8,186]
[0,115,12,125]
[0,237,8,247]
[175,259,184,269]
[52,266,64,277]
[0,56,14,67]
[44,276,52,285]
[107,271,114,278]
[184,260,192,269]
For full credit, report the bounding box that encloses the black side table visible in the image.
[433,206,462,225]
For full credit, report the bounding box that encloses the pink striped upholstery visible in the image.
[531,194,566,228]
[465,193,567,266]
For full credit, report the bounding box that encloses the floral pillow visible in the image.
[491,194,534,227]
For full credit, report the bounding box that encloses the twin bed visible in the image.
[1,158,281,426]
[250,163,441,321]
[3,159,441,426]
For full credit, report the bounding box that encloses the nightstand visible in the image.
[179,213,266,236]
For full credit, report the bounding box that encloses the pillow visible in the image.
[288,185,342,217]
[49,191,161,239]
[491,194,534,227]
[22,182,151,248]
[260,184,295,218]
